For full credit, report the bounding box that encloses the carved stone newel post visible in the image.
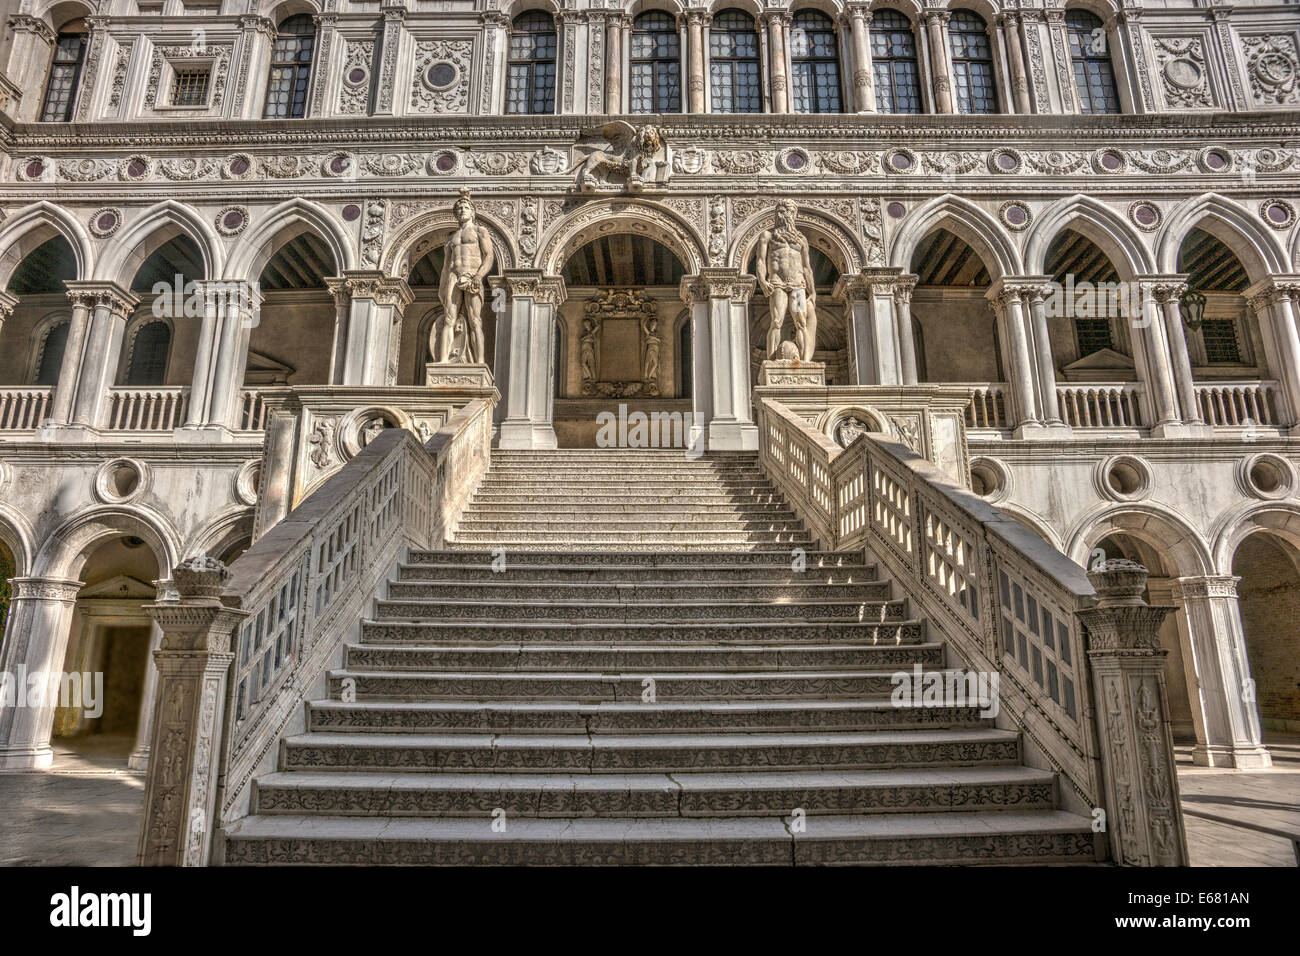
[137,558,244,867]
[1079,560,1189,866]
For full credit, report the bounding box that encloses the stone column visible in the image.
[185,281,260,431]
[1020,277,1065,425]
[680,270,759,451]
[606,14,628,113]
[895,274,919,385]
[1245,276,1300,429]
[835,270,906,386]
[1170,575,1273,769]
[923,11,954,113]
[1133,277,1185,432]
[1110,9,1155,113]
[764,12,791,113]
[5,16,55,122]
[128,578,177,772]
[1151,279,1204,426]
[72,15,111,122]
[0,578,83,769]
[997,12,1032,113]
[490,271,564,450]
[478,12,509,114]
[1079,561,1189,866]
[685,10,709,113]
[373,4,406,117]
[1045,9,1078,113]
[68,283,140,430]
[845,5,875,112]
[986,279,1039,428]
[138,559,244,867]
[45,288,93,425]
[325,272,413,387]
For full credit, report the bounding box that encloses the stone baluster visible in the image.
[844,5,875,112]
[489,272,565,449]
[679,269,759,451]
[1079,560,1188,866]
[997,12,1032,113]
[922,11,954,113]
[138,558,244,867]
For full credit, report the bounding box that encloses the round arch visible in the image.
[1024,194,1155,280]
[32,504,182,583]
[1212,500,1300,574]
[499,0,562,18]
[183,506,256,563]
[629,0,687,16]
[867,1,924,22]
[997,504,1066,552]
[0,201,93,290]
[96,200,223,288]
[728,204,864,276]
[539,199,707,276]
[1065,503,1214,578]
[708,1,765,19]
[224,199,354,283]
[890,194,1022,278]
[30,0,95,29]
[0,506,37,579]
[1155,193,1288,282]
[383,208,518,279]
[789,0,846,18]
[252,0,323,20]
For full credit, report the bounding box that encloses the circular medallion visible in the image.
[1129,201,1161,231]
[90,207,122,238]
[886,201,906,220]
[216,206,249,237]
[1260,199,1295,230]
[342,203,362,222]
[1000,201,1032,231]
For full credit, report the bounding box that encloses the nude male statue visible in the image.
[755,200,818,362]
[436,191,495,364]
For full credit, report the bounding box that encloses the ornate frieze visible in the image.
[1153,37,1215,109]
[339,39,376,115]
[410,39,473,114]
[1241,34,1300,106]
[144,45,233,114]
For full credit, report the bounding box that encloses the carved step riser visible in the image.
[442,542,813,554]
[373,599,907,623]
[395,565,876,584]
[454,520,810,534]
[384,582,889,604]
[407,550,859,567]
[360,620,927,645]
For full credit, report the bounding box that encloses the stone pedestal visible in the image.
[426,363,494,389]
[1079,560,1189,866]
[759,360,826,387]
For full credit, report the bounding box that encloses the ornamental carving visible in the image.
[1242,34,1299,106]
[410,40,473,113]
[144,45,232,112]
[712,149,770,175]
[581,290,661,397]
[571,122,666,194]
[308,418,337,469]
[817,151,879,175]
[339,39,375,114]
[1154,37,1214,109]
[462,151,525,175]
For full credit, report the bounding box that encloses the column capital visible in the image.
[1244,274,1300,310]
[684,9,712,28]
[760,10,793,27]
[63,280,140,317]
[380,2,408,22]
[1080,560,1178,653]
[985,276,1047,308]
[1135,274,1191,303]
[312,13,338,28]
[833,268,914,303]
[680,269,756,306]
[994,11,1020,28]
[8,577,83,603]
[1171,574,1240,602]
[7,15,56,43]
[479,11,510,27]
[238,14,276,36]
[0,289,19,320]
[326,271,414,309]
[489,271,567,306]
[922,9,951,26]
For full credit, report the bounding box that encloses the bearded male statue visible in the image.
[755,200,818,362]
[435,190,495,365]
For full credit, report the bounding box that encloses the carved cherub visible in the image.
[570,121,663,193]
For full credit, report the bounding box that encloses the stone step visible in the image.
[467,493,793,506]
[361,618,926,645]
[394,562,877,584]
[384,580,889,605]
[279,728,1021,773]
[306,696,980,735]
[326,667,956,701]
[446,532,813,547]
[373,597,905,623]
[490,451,759,459]
[462,503,800,517]
[406,549,861,568]
[344,641,942,673]
[453,518,810,533]
[441,542,814,553]
[251,766,1058,818]
[223,810,1097,865]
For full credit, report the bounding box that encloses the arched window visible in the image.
[710,10,761,113]
[264,15,316,119]
[506,12,558,114]
[948,11,998,113]
[869,10,922,114]
[124,321,171,386]
[790,11,842,113]
[630,11,681,114]
[35,321,70,386]
[40,29,88,122]
[1065,10,1120,114]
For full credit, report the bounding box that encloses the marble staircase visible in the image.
[223,450,1099,865]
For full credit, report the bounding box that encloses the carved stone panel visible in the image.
[580,290,661,398]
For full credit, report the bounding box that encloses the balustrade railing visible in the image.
[1195,380,1280,427]
[0,388,52,430]
[138,398,494,866]
[238,389,269,431]
[757,397,1186,864]
[963,383,1009,429]
[1057,382,1145,428]
[106,387,190,431]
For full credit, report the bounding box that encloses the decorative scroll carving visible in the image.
[581,290,661,397]
[410,39,473,114]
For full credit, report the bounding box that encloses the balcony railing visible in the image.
[238,389,269,431]
[106,387,190,431]
[1057,383,1145,429]
[0,388,52,431]
[964,384,1009,428]
[1194,381,1280,428]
